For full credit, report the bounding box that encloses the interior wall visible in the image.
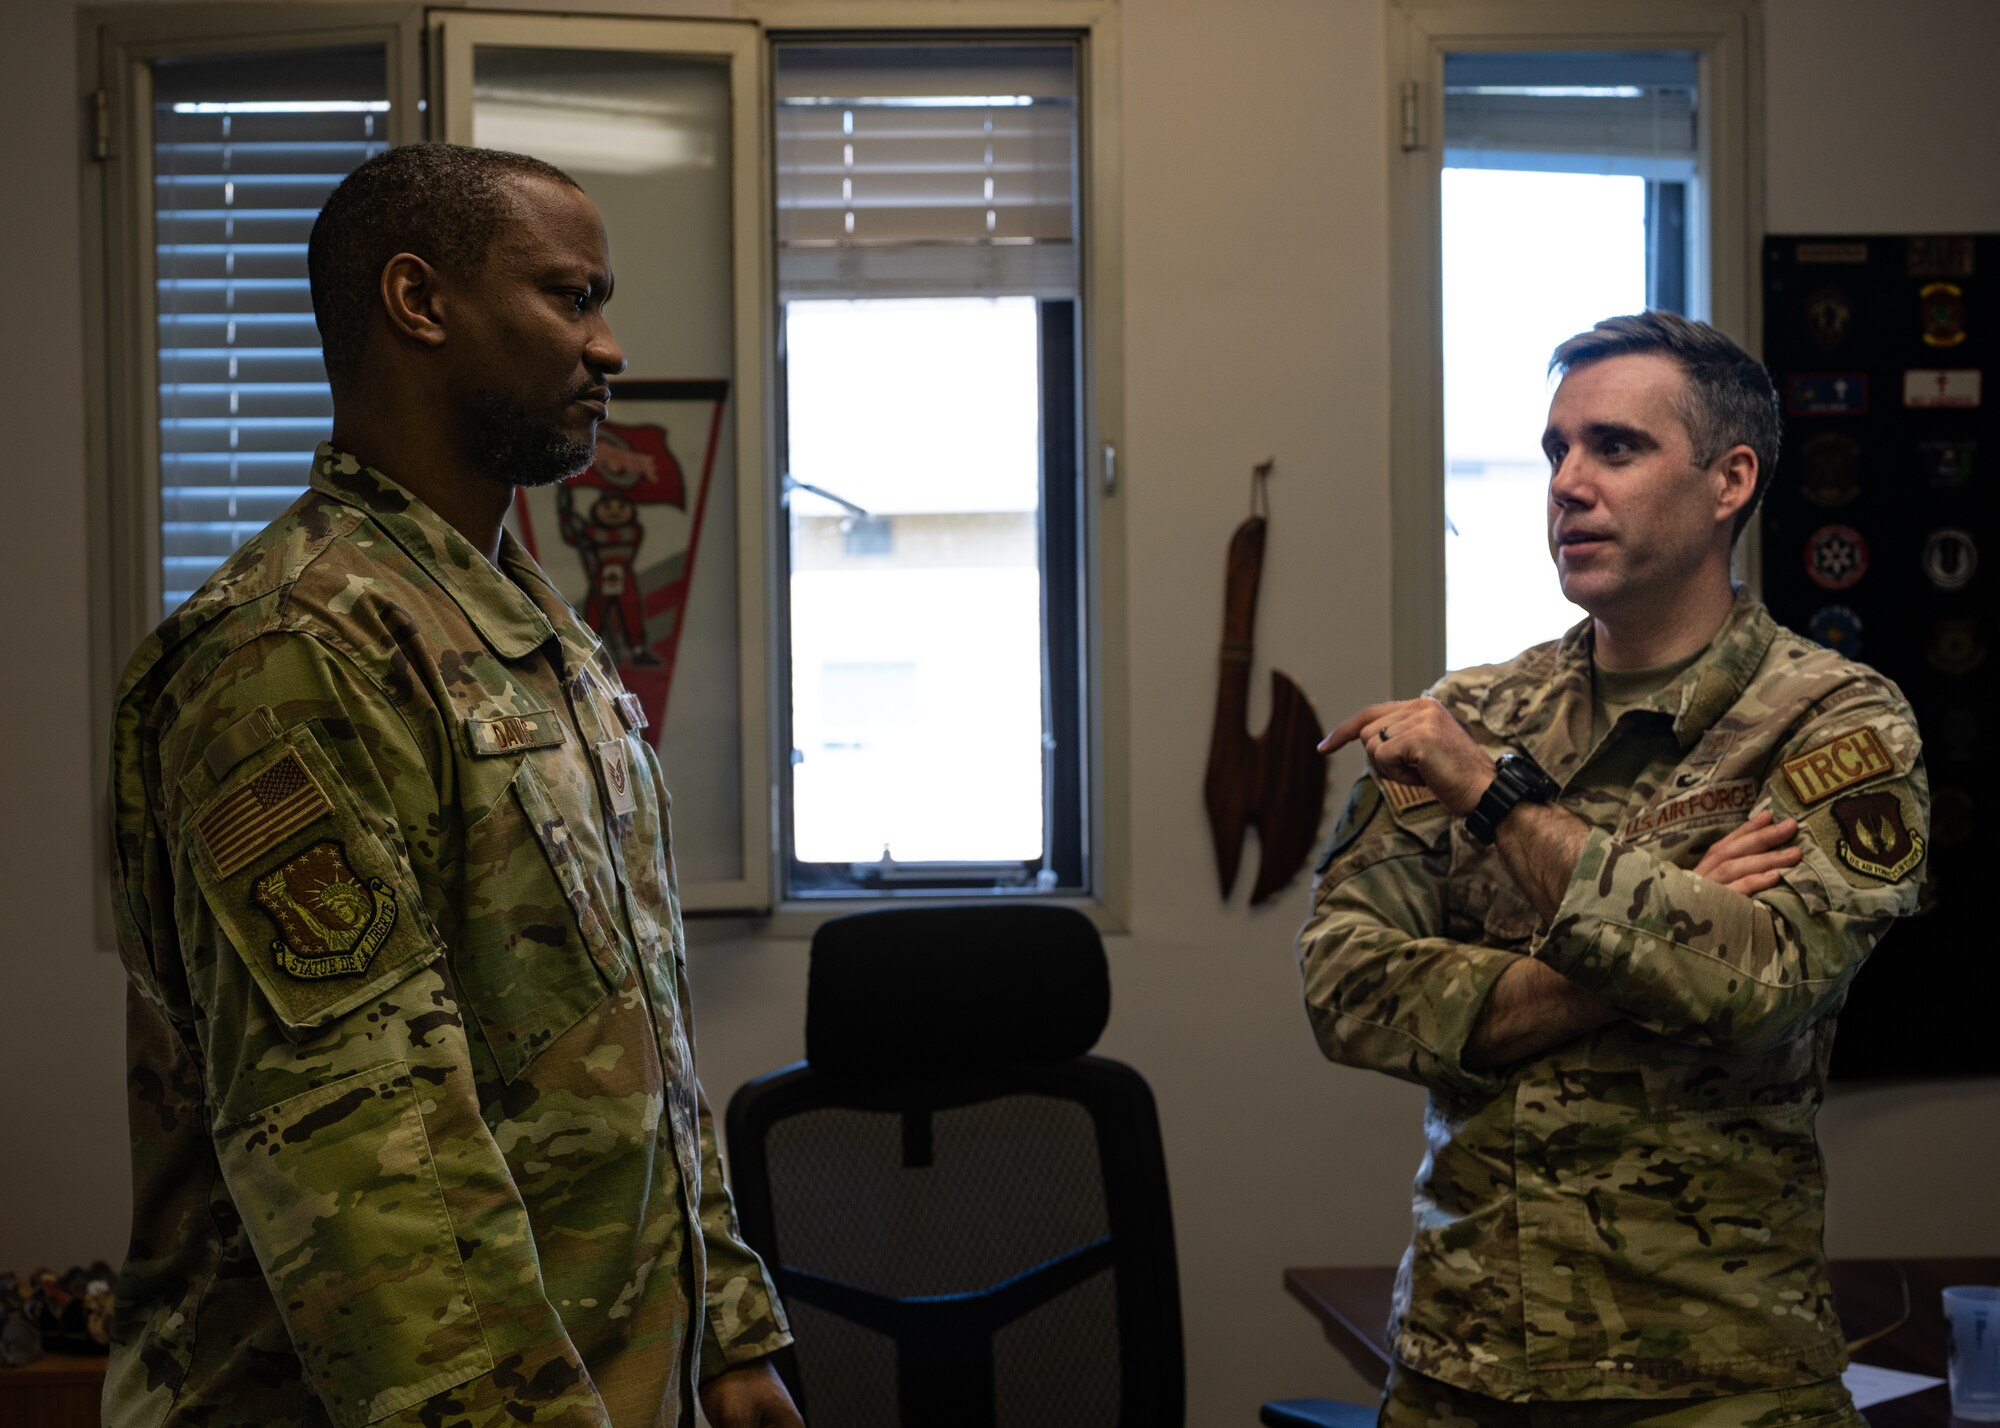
[2,1,1997,1423]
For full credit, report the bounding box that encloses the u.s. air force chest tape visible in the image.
[183,713,441,1034]
[1774,722,1927,896]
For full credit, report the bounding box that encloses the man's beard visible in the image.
[469,390,597,489]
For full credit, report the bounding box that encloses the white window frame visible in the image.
[429,10,777,912]
[82,3,426,948]
[743,0,1128,933]
[1386,0,1764,696]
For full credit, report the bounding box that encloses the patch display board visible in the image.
[1762,234,1995,1079]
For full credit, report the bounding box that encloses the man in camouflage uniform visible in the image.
[1299,312,1927,1426]
[106,146,798,1428]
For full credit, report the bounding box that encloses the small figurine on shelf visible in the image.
[0,1275,41,1368]
[0,1262,116,1365]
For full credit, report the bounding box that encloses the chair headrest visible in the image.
[805,905,1110,1074]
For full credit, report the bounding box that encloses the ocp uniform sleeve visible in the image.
[1535,680,1928,1053]
[160,632,612,1428]
[1295,776,1518,1099]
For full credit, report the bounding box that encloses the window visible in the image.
[1385,2,1757,694]
[1441,52,1698,668]
[89,7,1123,921]
[773,42,1091,900]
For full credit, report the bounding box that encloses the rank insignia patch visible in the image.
[254,840,398,980]
[1786,373,1869,416]
[597,738,637,816]
[1919,281,1968,347]
[1808,604,1863,657]
[1805,524,1868,590]
[1922,528,1979,590]
[1831,791,1924,882]
[1799,432,1862,507]
[197,751,333,878]
[1782,726,1895,806]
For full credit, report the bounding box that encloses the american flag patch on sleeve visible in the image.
[197,751,333,878]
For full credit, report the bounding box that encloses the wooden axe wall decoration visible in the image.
[1203,461,1329,905]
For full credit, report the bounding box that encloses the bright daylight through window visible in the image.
[1441,52,1698,671]
[775,43,1088,898]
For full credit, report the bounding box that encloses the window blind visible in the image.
[774,44,1078,299]
[1444,50,1698,180]
[152,47,388,615]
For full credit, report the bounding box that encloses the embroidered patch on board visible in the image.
[1379,778,1439,813]
[197,752,332,878]
[1831,792,1924,882]
[253,840,398,980]
[1781,726,1895,806]
[1622,779,1757,839]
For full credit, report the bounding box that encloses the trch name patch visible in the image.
[197,752,333,878]
[1781,727,1895,806]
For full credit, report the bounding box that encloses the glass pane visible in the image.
[1442,168,1647,668]
[785,297,1045,866]
[152,46,389,617]
[1440,50,1698,672]
[473,48,746,886]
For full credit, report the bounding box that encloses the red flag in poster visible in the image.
[513,378,730,732]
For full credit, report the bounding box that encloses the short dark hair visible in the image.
[1549,310,1781,541]
[308,143,581,386]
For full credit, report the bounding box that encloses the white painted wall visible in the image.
[3,1,1997,1422]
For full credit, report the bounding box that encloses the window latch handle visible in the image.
[781,473,872,520]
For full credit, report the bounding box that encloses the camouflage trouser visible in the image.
[1379,1365,1866,1427]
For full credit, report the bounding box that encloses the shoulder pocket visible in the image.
[450,756,628,1083]
[185,726,441,1035]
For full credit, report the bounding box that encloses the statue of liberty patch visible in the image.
[253,840,398,979]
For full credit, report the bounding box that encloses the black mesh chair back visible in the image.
[725,905,1184,1428]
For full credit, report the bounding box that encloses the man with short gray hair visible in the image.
[1299,311,1927,1426]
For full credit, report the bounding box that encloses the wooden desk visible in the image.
[1285,1258,2000,1426]
[0,1351,105,1428]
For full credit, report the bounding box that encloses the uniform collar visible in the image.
[1481,586,1778,776]
[309,443,595,663]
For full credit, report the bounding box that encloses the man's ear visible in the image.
[379,252,447,349]
[1713,443,1759,530]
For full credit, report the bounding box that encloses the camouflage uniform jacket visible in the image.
[1297,591,1927,1401]
[105,446,790,1428]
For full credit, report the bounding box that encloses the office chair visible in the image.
[724,904,1184,1428]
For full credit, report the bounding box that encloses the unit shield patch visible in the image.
[1831,791,1924,882]
[254,840,399,980]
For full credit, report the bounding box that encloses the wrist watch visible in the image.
[1464,752,1560,844]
